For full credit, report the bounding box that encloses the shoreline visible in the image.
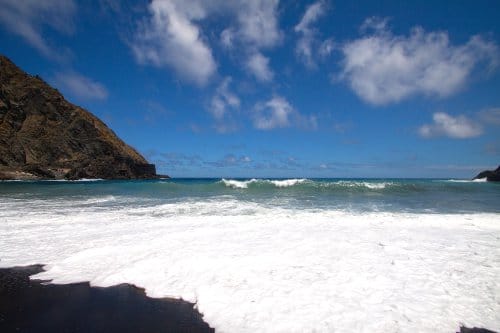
[0,266,497,332]
[0,265,213,333]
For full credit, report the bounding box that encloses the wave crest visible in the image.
[221,178,308,189]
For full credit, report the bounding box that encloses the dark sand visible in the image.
[0,265,214,332]
[1,265,496,333]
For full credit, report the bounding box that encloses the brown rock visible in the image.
[0,55,162,180]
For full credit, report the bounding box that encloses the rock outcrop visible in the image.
[0,55,161,180]
[473,166,500,182]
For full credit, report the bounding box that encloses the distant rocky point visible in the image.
[473,166,500,182]
[0,55,164,180]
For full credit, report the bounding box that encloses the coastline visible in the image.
[1,179,499,332]
[0,265,213,333]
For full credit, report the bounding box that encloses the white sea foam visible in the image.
[268,178,307,187]
[442,178,488,183]
[221,178,307,188]
[324,180,393,189]
[81,195,116,204]
[1,198,499,333]
[361,182,388,189]
[44,178,105,182]
[221,178,258,188]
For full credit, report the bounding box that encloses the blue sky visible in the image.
[1,0,499,178]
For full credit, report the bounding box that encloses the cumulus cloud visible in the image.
[210,77,240,119]
[341,17,499,105]
[246,52,274,82]
[294,1,328,67]
[52,72,108,101]
[418,112,482,139]
[131,0,282,85]
[132,0,217,86]
[0,0,75,59]
[229,0,281,81]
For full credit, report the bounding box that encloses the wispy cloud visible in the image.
[418,112,482,139]
[245,52,274,82]
[0,0,76,60]
[294,0,329,68]
[131,0,217,86]
[483,142,500,156]
[253,96,317,130]
[209,77,240,133]
[210,77,240,120]
[206,154,253,168]
[234,0,281,49]
[142,100,171,123]
[153,152,203,170]
[220,28,235,48]
[253,96,294,130]
[341,17,499,105]
[131,0,282,85]
[52,72,108,101]
[233,0,281,82]
[478,107,500,125]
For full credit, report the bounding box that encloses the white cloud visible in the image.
[210,77,240,119]
[132,0,217,86]
[253,96,293,130]
[228,0,281,81]
[131,0,282,85]
[296,114,318,131]
[235,0,281,48]
[52,72,108,101]
[220,28,235,48]
[253,96,317,130]
[246,52,274,82]
[341,17,499,105]
[294,1,327,67]
[418,112,482,139]
[319,38,335,57]
[0,0,75,59]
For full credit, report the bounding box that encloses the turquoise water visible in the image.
[1,178,498,214]
[1,177,499,332]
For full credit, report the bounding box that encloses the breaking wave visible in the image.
[442,178,488,183]
[220,178,401,191]
[221,178,308,189]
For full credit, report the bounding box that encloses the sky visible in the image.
[1,0,499,178]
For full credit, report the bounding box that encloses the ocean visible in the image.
[1,178,499,332]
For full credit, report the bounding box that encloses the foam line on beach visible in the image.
[1,198,499,333]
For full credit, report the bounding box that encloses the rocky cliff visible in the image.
[473,166,500,182]
[0,55,160,180]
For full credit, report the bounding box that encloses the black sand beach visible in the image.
[0,265,497,333]
[0,265,214,333]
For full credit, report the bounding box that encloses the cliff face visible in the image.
[0,55,159,180]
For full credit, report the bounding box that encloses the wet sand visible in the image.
[1,265,496,332]
[0,265,214,332]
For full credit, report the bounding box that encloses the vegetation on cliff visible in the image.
[0,55,159,180]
